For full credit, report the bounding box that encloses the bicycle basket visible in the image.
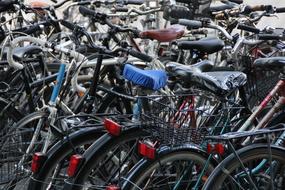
[0,126,36,184]
[244,61,280,108]
[138,93,240,147]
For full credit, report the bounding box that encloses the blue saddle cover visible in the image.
[123,64,167,90]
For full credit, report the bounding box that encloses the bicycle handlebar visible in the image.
[7,37,46,70]
[237,24,260,34]
[178,19,202,29]
[258,34,283,40]
[121,0,144,5]
[178,19,233,40]
[276,7,285,13]
[60,20,76,31]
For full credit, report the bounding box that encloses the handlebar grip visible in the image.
[113,6,129,12]
[244,5,273,14]
[123,0,144,5]
[78,1,92,6]
[163,5,191,20]
[276,7,285,13]
[60,20,76,31]
[258,34,282,40]
[129,49,153,62]
[251,5,265,11]
[237,24,260,34]
[178,19,202,29]
[228,0,243,4]
[79,6,96,17]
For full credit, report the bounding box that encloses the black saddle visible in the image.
[178,37,224,54]
[253,57,285,69]
[166,60,214,76]
[191,71,247,95]
[3,45,43,60]
[166,61,247,95]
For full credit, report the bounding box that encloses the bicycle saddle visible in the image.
[253,57,285,68]
[178,37,224,55]
[166,60,214,76]
[140,25,185,42]
[29,1,49,8]
[166,61,247,95]
[123,64,167,90]
[191,71,247,95]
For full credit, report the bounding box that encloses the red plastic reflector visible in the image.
[207,143,214,154]
[106,185,120,190]
[207,143,225,155]
[215,143,225,155]
[31,152,46,173]
[104,119,121,136]
[67,154,83,177]
[138,142,156,159]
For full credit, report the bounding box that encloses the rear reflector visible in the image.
[104,119,121,136]
[138,142,156,159]
[207,143,225,155]
[106,185,120,190]
[67,154,83,177]
[31,152,47,173]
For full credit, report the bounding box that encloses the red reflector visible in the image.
[207,143,214,154]
[31,152,46,173]
[67,154,83,177]
[215,143,225,155]
[106,185,120,190]
[104,119,121,136]
[207,143,225,155]
[138,142,156,159]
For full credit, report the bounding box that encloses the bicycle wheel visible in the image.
[28,127,104,190]
[64,126,150,190]
[203,144,285,190]
[0,111,48,188]
[0,97,23,131]
[122,145,216,190]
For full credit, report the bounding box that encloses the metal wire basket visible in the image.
[0,125,35,185]
[242,55,280,107]
[133,92,244,147]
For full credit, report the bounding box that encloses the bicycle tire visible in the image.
[28,126,104,190]
[0,111,48,187]
[122,144,217,190]
[203,144,285,190]
[63,126,150,190]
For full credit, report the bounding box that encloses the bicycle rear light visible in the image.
[31,152,47,173]
[67,154,83,177]
[138,141,156,159]
[207,143,225,155]
[104,118,121,136]
[106,185,120,190]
